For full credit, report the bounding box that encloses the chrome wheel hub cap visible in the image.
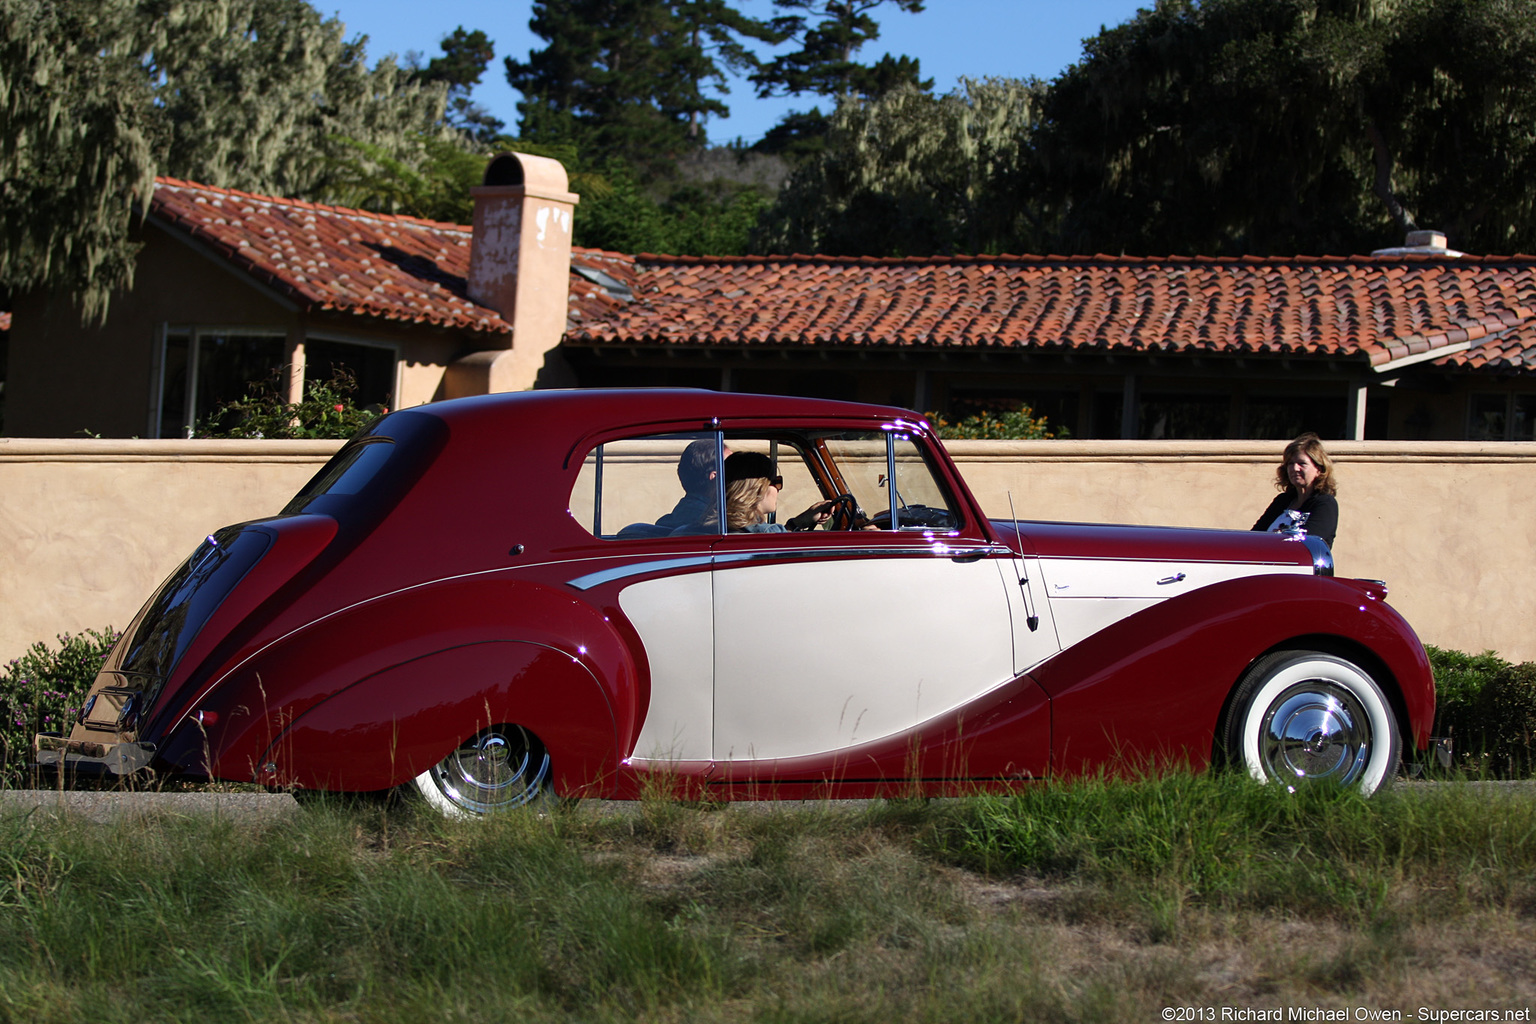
[1259,681,1372,786]
[430,727,549,814]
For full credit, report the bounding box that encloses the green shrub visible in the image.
[926,403,1065,440]
[196,366,381,440]
[1479,661,1536,777]
[1424,645,1536,777]
[0,627,119,785]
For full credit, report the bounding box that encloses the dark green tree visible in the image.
[1369,0,1536,251]
[1036,0,1536,255]
[575,156,769,256]
[750,107,832,160]
[674,1,791,139]
[506,0,779,174]
[755,78,1047,256]
[751,0,930,100]
[416,26,505,142]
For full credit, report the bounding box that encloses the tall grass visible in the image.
[927,772,1536,930]
[4,775,1535,1022]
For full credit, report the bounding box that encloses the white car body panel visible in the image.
[1039,556,1313,649]
[711,554,1016,761]
[621,572,715,762]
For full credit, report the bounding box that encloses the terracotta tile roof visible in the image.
[150,179,1536,374]
[566,252,1536,374]
[151,178,511,335]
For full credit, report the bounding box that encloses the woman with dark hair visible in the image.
[1251,432,1338,547]
[719,451,833,533]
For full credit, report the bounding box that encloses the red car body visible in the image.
[40,391,1433,811]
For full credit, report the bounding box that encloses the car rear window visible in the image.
[119,525,273,679]
[282,439,395,514]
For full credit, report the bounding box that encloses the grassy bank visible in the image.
[3,774,1535,1022]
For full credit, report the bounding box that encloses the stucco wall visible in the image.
[1,437,1531,663]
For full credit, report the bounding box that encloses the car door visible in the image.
[709,430,1052,763]
[566,430,721,765]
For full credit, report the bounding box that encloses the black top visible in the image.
[1251,491,1338,548]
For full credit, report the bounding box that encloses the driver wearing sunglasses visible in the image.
[720,452,836,533]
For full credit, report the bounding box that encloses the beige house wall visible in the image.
[1,438,1530,664]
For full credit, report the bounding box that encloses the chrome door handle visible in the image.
[1156,573,1187,585]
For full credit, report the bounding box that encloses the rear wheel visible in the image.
[412,725,552,818]
[1220,650,1400,794]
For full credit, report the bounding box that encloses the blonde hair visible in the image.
[724,477,770,531]
[1275,433,1337,496]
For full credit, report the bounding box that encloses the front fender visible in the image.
[1033,574,1433,777]
[255,640,618,795]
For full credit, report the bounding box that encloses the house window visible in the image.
[158,329,285,438]
[1468,393,1536,441]
[1138,393,1230,439]
[304,338,396,411]
[1241,394,1348,440]
[157,328,398,437]
[947,389,1079,437]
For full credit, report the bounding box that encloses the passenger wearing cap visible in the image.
[718,451,835,533]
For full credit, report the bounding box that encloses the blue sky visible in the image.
[319,0,1151,144]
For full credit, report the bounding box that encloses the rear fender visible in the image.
[1034,574,1433,778]
[254,641,617,795]
[160,577,639,785]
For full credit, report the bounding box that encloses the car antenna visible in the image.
[1007,492,1039,632]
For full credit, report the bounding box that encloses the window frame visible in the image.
[568,423,965,541]
[1467,391,1536,441]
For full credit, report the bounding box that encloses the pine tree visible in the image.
[505,0,779,174]
[416,26,505,143]
[751,0,929,100]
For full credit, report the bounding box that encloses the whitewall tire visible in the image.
[1221,651,1400,795]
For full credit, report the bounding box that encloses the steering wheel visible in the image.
[825,493,863,531]
[870,504,956,531]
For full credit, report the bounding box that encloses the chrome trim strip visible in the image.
[567,555,716,590]
[566,543,1014,590]
[712,544,1011,571]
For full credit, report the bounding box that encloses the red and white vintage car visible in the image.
[40,391,1434,815]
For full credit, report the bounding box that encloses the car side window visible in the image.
[821,431,959,531]
[569,432,719,540]
[888,435,959,529]
[717,436,821,533]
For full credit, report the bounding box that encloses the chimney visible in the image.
[446,152,580,397]
[1372,228,1464,258]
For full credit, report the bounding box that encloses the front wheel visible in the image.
[412,724,552,818]
[1220,651,1400,795]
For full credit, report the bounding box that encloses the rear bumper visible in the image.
[34,735,157,776]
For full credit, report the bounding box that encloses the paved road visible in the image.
[0,789,300,824]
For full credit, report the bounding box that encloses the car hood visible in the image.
[992,518,1320,570]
